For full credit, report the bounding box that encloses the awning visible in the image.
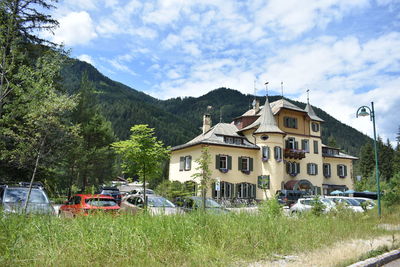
[284,179,313,191]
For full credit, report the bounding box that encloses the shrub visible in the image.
[311,197,325,216]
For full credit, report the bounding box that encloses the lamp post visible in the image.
[356,102,381,217]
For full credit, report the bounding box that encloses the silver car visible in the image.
[290,197,335,214]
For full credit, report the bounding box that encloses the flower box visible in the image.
[219,168,228,173]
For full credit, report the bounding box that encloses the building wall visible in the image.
[169,109,354,200]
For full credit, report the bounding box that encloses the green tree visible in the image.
[358,142,374,179]
[112,124,170,209]
[71,74,116,191]
[379,139,394,181]
[327,135,337,148]
[0,0,58,116]
[0,51,77,210]
[191,146,213,211]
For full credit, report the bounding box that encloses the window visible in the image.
[286,137,298,149]
[236,182,256,199]
[307,163,318,175]
[284,116,298,128]
[215,155,232,171]
[179,156,192,171]
[234,138,242,145]
[313,140,319,154]
[323,163,331,178]
[286,162,300,176]
[212,181,234,199]
[311,122,319,132]
[337,164,347,178]
[274,146,282,161]
[262,146,270,161]
[225,137,234,144]
[238,157,253,173]
[301,139,309,152]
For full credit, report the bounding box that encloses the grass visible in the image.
[0,206,399,267]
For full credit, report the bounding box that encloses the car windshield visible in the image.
[321,198,334,205]
[148,197,175,208]
[85,198,118,207]
[3,188,49,203]
[101,190,119,194]
[192,197,221,208]
[344,198,361,206]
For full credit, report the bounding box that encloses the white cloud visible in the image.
[77,54,94,65]
[53,11,97,46]
[252,0,370,39]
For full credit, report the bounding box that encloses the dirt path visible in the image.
[247,233,400,267]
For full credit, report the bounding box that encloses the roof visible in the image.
[322,144,358,160]
[240,97,285,134]
[270,98,307,114]
[305,103,324,122]
[171,123,259,151]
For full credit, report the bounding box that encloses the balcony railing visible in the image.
[284,148,306,159]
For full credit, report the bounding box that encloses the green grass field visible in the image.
[0,206,398,267]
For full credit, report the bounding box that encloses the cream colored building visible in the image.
[169,97,357,200]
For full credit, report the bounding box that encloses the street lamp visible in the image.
[356,102,381,217]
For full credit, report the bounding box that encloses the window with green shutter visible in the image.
[179,157,185,171]
[313,140,319,154]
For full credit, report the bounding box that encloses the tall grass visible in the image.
[0,208,397,267]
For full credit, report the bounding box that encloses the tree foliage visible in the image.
[191,146,213,211]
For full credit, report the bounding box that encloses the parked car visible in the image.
[276,190,310,206]
[127,188,155,196]
[325,196,364,212]
[59,194,120,217]
[352,197,376,210]
[175,196,229,214]
[120,195,182,215]
[290,197,335,214]
[97,186,122,204]
[0,182,55,215]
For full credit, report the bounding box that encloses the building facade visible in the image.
[169,97,357,200]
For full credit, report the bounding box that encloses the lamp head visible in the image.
[357,107,370,117]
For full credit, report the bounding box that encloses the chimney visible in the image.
[202,114,211,134]
[254,99,260,113]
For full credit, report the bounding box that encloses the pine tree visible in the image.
[358,142,375,179]
[72,74,116,190]
[379,139,394,181]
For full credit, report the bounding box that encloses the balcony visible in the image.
[284,148,306,159]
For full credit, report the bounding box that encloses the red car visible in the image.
[59,194,120,217]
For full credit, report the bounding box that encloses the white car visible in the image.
[352,197,376,210]
[120,194,182,215]
[290,197,336,214]
[325,196,364,212]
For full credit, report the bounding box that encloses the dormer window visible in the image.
[311,122,319,132]
[284,117,298,129]
[234,138,242,145]
[225,137,234,144]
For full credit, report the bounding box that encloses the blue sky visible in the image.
[48,0,400,145]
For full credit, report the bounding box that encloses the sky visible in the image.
[47,0,400,145]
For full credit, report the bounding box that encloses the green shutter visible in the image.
[215,155,220,169]
[249,158,253,171]
[307,163,310,175]
[179,157,184,171]
[238,157,242,170]
[252,184,256,198]
[294,141,299,149]
[344,165,347,177]
[301,140,305,150]
[188,156,192,170]
[315,164,318,175]
[211,183,216,198]
[286,162,290,174]
[337,165,340,176]
[297,163,300,174]
[227,155,232,170]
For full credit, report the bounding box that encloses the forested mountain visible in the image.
[61,59,371,156]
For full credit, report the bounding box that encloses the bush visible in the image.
[311,197,325,216]
[383,172,400,207]
[259,198,282,217]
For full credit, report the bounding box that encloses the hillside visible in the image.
[61,59,370,156]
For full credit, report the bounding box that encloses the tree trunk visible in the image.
[23,137,45,214]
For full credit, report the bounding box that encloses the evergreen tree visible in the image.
[379,139,394,181]
[71,74,116,191]
[358,142,374,180]
[327,135,337,148]
[0,0,58,116]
